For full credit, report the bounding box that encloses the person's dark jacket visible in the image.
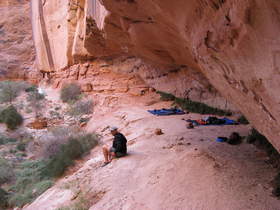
[112,133,127,154]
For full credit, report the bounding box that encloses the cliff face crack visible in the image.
[210,0,226,10]
[37,0,55,71]
[123,16,155,24]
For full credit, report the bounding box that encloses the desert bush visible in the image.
[7,129,98,207]
[156,91,176,101]
[8,160,53,207]
[237,115,249,124]
[0,188,8,208]
[41,131,98,178]
[25,85,37,92]
[43,134,98,178]
[9,149,17,154]
[41,127,77,158]
[0,158,14,185]
[27,90,45,118]
[16,152,27,158]
[175,97,232,116]
[68,99,93,117]
[16,142,26,152]
[60,83,81,103]
[0,135,17,145]
[156,91,232,116]
[0,81,28,104]
[42,138,83,178]
[0,106,23,130]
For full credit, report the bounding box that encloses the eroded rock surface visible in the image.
[31,0,280,150]
[97,0,280,150]
[0,0,37,82]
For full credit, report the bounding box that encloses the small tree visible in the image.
[0,81,28,104]
[60,83,81,103]
[68,100,93,117]
[27,90,45,118]
[0,106,23,130]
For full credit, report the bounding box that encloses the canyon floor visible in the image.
[23,87,280,210]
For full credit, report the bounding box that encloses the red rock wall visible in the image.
[0,0,37,82]
[30,0,280,150]
[99,0,280,150]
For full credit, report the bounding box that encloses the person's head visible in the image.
[110,126,118,136]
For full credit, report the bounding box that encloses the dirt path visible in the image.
[24,100,280,210]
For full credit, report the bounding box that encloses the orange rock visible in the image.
[27,119,48,129]
[155,128,163,135]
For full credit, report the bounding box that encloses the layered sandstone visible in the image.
[31,0,114,72]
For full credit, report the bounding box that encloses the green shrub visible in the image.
[16,152,27,158]
[25,85,37,92]
[0,81,28,104]
[41,127,77,158]
[68,100,93,117]
[237,115,249,124]
[0,106,23,130]
[7,131,98,207]
[0,188,8,208]
[60,83,81,103]
[156,91,232,116]
[16,142,26,152]
[0,158,14,185]
[174,97,232,116]
[42,133,98,178]
[156,91,175,101]
[9,149,17,154]
[33,180,54,196]
[8,160,53,207]
[42,138,83,178]
[0,135,17,145]
[8,192,33,208]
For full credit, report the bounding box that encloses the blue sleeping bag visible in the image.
[148,108,185,116]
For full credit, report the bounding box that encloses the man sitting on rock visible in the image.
[102,126,127,166]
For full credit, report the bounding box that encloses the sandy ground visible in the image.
[23,90,280,210]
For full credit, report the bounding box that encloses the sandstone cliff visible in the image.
[99,0,280,151]
[31,0,280,151]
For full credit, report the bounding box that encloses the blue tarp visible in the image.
[148,108,185,116]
